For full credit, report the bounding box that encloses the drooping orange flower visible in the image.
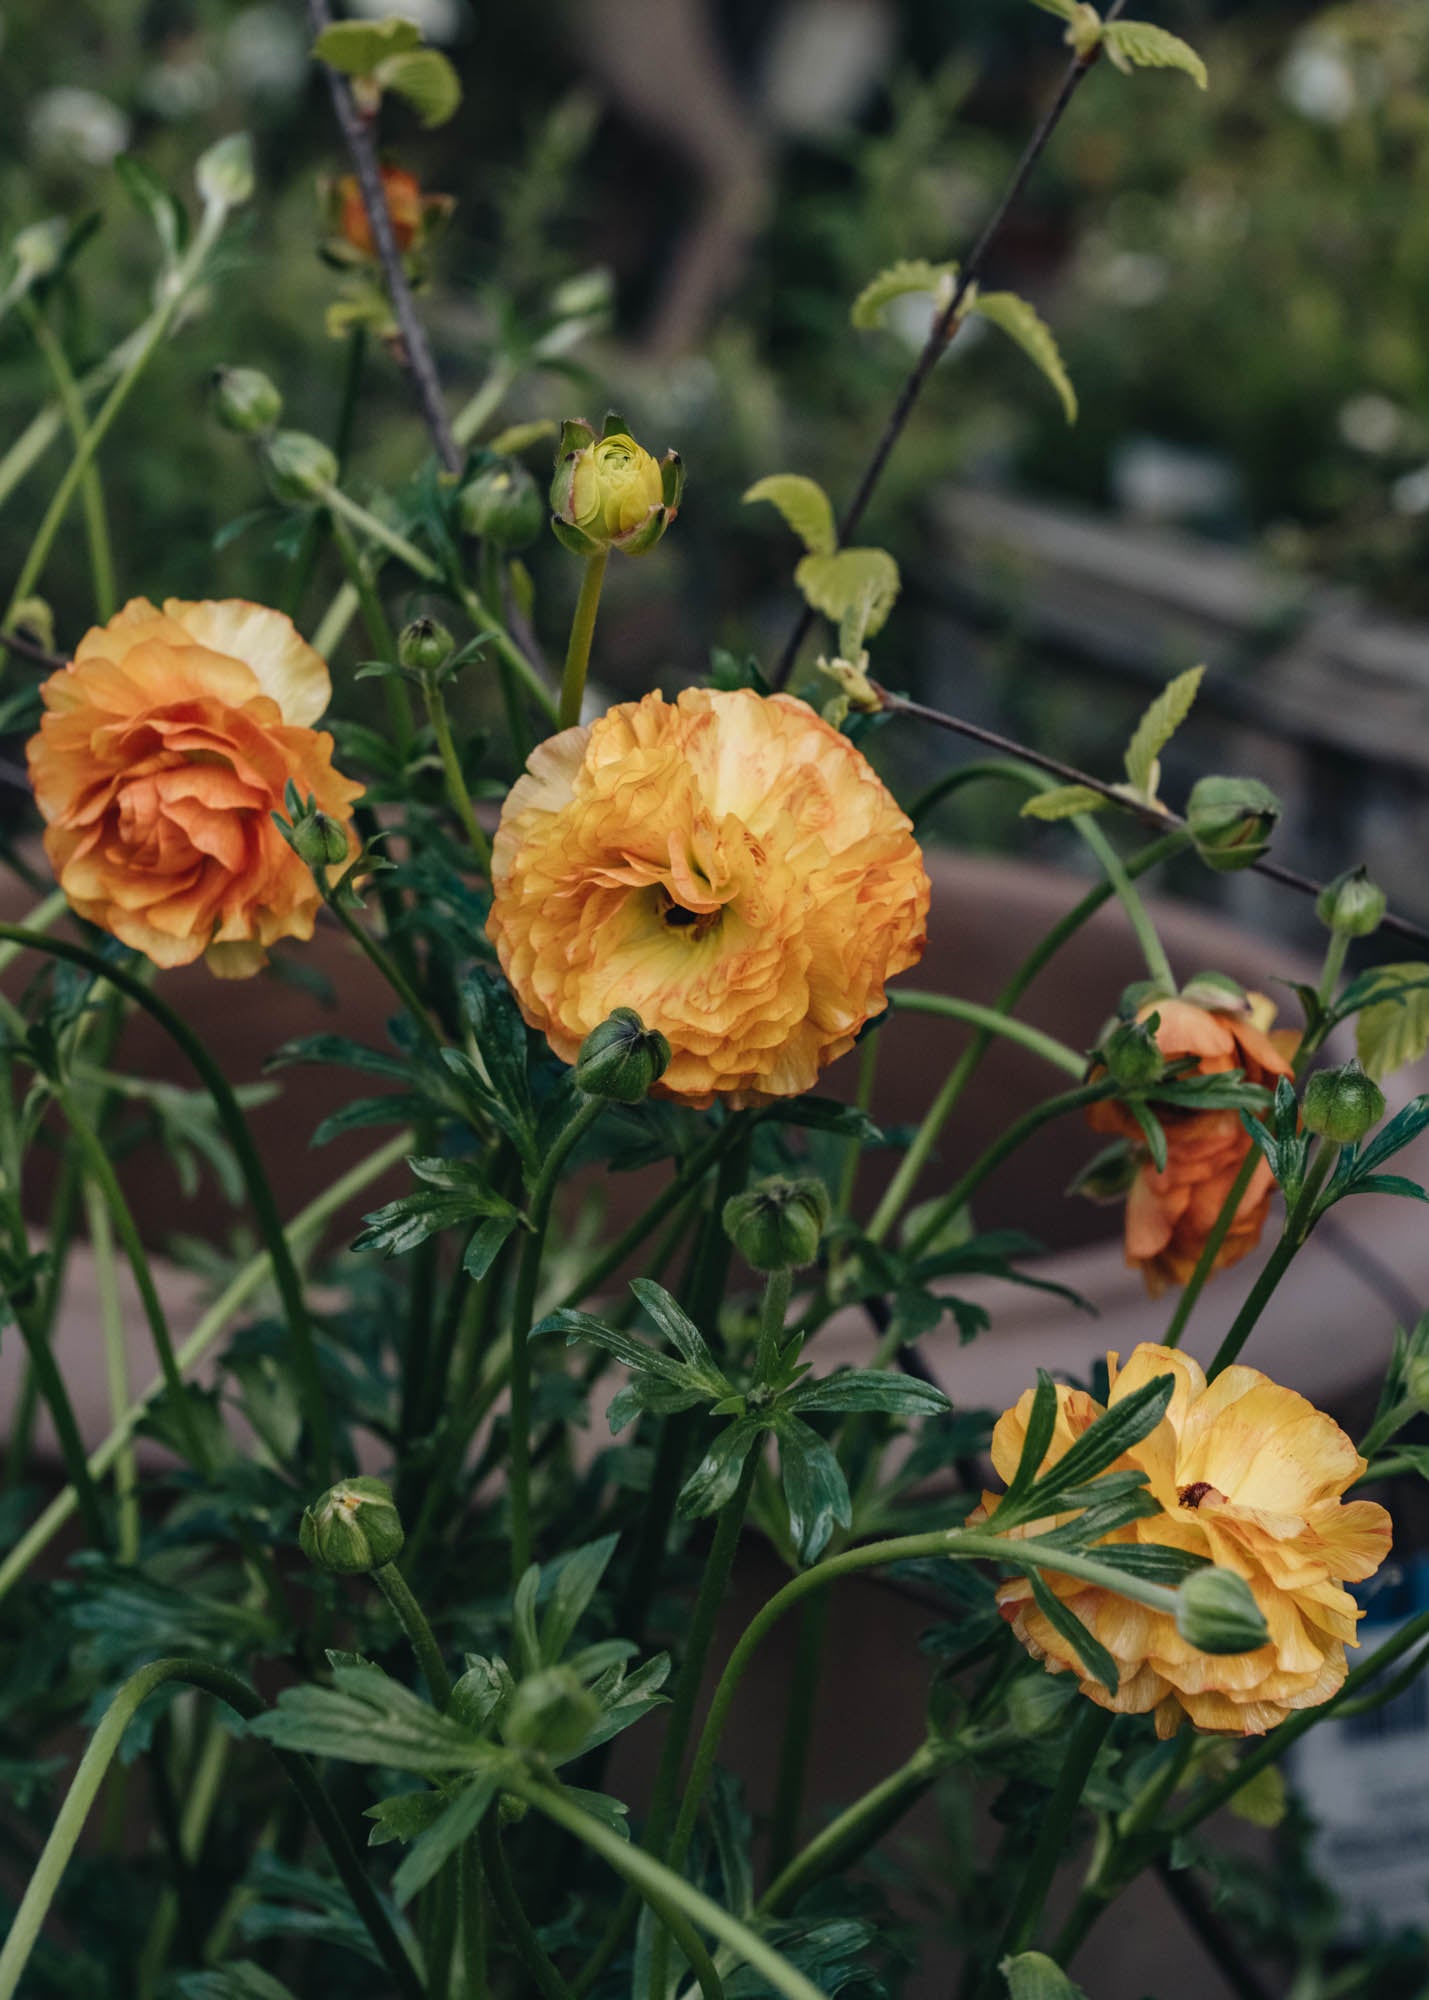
[979,1344,1392,1736]
[487,688,929,1105]
[28,598,362,979]
[337,165,424,258]
[1087,996,1294,1295]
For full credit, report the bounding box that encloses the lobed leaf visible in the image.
[1026,1373,1175,1507]
[776,1414,853,1564]
[788,1369,951,1417]
[1351,964,1429,1080]
[311,18,421,76]
[377,48,462,127]
[794,547,900,636]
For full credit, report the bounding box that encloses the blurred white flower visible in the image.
[29,87,131,167]
[1391,465,1429,516]
[761,0,894,135]
[1339,394,1403,455]
[142,55,221,121]
[225,5,308,99]
[1097,250,1169,309]
[1280,37,1356,123]
[347,0,465,45]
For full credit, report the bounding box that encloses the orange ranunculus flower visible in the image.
[338,166,423,258]
[1087,995,1295,1295]
[979,1344,1392,1737]
[487,688,929,1106]
[27,598,362,979]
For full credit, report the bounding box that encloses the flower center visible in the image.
[655,887,722,940]
[1178,1480,1226,1510]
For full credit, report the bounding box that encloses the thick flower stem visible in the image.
[558,548,609,731]
[508,1096,606,1586]
[974,1706,1114,1994]
[0,1657,424,2000]
[760,1737,951,1916]
[374,1561,453,1709]
[1206,1146,1337,1380]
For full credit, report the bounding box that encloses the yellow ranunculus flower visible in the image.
[571,434,665,541]
[977,1344,1392,1736]
[486,687,929,1105]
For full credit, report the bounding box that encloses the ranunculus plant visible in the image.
[3,8,1429,2000]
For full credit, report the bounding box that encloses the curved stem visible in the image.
[908,758,1043,831]
[479,1813,574,2000]
[0,926,333,1480]
[760,1737,949,1916]
[1206,1146,1336,1379]
[558,549,608,730]
[0,1657,423,2000]
[375,1560,453,1709]
[451,578,560,730]
[893,991,1087,1078]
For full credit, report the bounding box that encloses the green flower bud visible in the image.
[1302,1062,1386,1145]
[11,219,66,285]
[397,616,455,676]
[723,1175,831,1272]
[264,429,339,505]
[1186,776,1281,872]
[294,810,351,869]
[211,366,283,436]
[299,1477,404,1575]
[1175,1566,1269,1656]
[575,1007,671,1103]
[195,131,256,211]
[550,413,683,557]
[458,461,545,550]
[1101,1016,1164,1089]
[1316,867,1387,940]
[502,1667,601,1757]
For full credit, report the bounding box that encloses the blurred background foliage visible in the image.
[3,0,1427,927]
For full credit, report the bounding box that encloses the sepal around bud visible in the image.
[1316,866,1387,940]
[575,1007,671,1104]
[1302,1062,1385,1146]
[1101,1016,1165,1089]
[723,1175,831,1272]
[1186,775,1281,872]
[397,616,455,677]
[211,366,283,436]
[1175,1565,1269,1655]
[550,414,680,556]
[299,1477,404,1575]
[274,780,351,871]
[501,1667,602,1757]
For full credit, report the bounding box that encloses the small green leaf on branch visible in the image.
[971,292,1077,422]
[1020,784,1109,822]
[742,474,836,556]
[850,258,959,331]
[1103,20,1208,88]
[1123,664,1203,798]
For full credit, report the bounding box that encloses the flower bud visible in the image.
[1175,1566,1269,1656]
[195,132,255,211]
[1186,776,1281,872]
[575,1007,671,1103]
[458,461,545,550]
[211,365,283,436]
[550,414,683,557]
[723,1175,831,1272]
[1316,866,1387,940]
[397,616,454,677]
[299,1477,404,1575]
[339,165,423,258]
[502,1667,601,1757]
[290,808,351,870]
[11,219,66,285]
[1302,1062,1385,1145]
[1102,1016,1164,1089]
[263,429,338,505]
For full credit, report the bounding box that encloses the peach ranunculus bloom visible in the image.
[28,598,362,979]
[978,1344,1392,1737]
[487,687,929,1105]
[1086,995,1295,1295]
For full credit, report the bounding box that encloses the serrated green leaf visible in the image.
[1354,965,1429,1081]
[311,18,421,77]
[629,1278,723,1381]
[742,474,836,556]
[1026,1372,1175,1509]
[1020,785,1109,822]
[365,1789,444,1847]
[850,258,958,331]
[534,1307,691,1384]
[376,48,462,127]
[776,1415,853,1564]
[973,291,1077,423]
[248,1670,486,1774]
[1103,20,1208,89]
[794,547,900,637]
[1123,665,1204,796]
[392,1775,497,1904]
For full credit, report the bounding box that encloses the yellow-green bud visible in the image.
[550,414,683,557]
[398,616,455,676]
[287,808,350,870]
[1316,866,1387,940]
[212,366,283,436]
[299,1477,404,1575]
[195,132,255,211]
[575,1007,671,1103]
[1175,1566,1269,1655]
[1186,776,1281,872]
[459,461,544,550]
[1302,1062,1385,1145]
[11,219,66,285]
[723,1175,831,1272]
[1102,1016,1164,1089]
[264,429,338,505]
[502,1667,601,1756]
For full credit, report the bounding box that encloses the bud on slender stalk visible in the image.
[1302,1062,1385,1145]
[212,366,283,435]
[1102,1016,1164,1089]
[1315,866,1387,940]
[1175,1565,1269,1655]
[398,616,455,677]
[1186,776,1281,872]
[723,1175,831,1272]
[550,413,683,558]
[502,1666,601,1756]
[575,1007,671,1103]
[459,461,545,550]
[299,1477,405,1575]
[263,430,338,505]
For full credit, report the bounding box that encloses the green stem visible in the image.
[865,833,1188,1243]
[0,1130,412,1603]
[558,548,608,730]
[451,578,560,731]
[81,1178,139,1561]
[0,889,66,976]
[893,992,1087,1077]
[1162,1150,1259,1350]
[0,926,333,1482]
[513,1774,823,2000]
[760,1737,949,1916]
[1074,812,1175,993]
[764,1592,831,1888]
[20,299,115,619]
[319,479,443,581]
[0,327,139,520]
[327,509,416,754]
[481,541,532,763]
[283,326,367,622]
[479,1814,575,2000]
[423,676,493,872]
[322,885,438,1048]
[1206,1146,1337,1379]
[0,1657,423,2000]
[375,1560,453,1708]
[459,1832,488,1999]
[756,1265,793,1381]
[975,1707,1113,1993]
[908,758,1044,830]
[6,1283,107,1546]
[508,1096,606,1585]
[554,1120,744,1313]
